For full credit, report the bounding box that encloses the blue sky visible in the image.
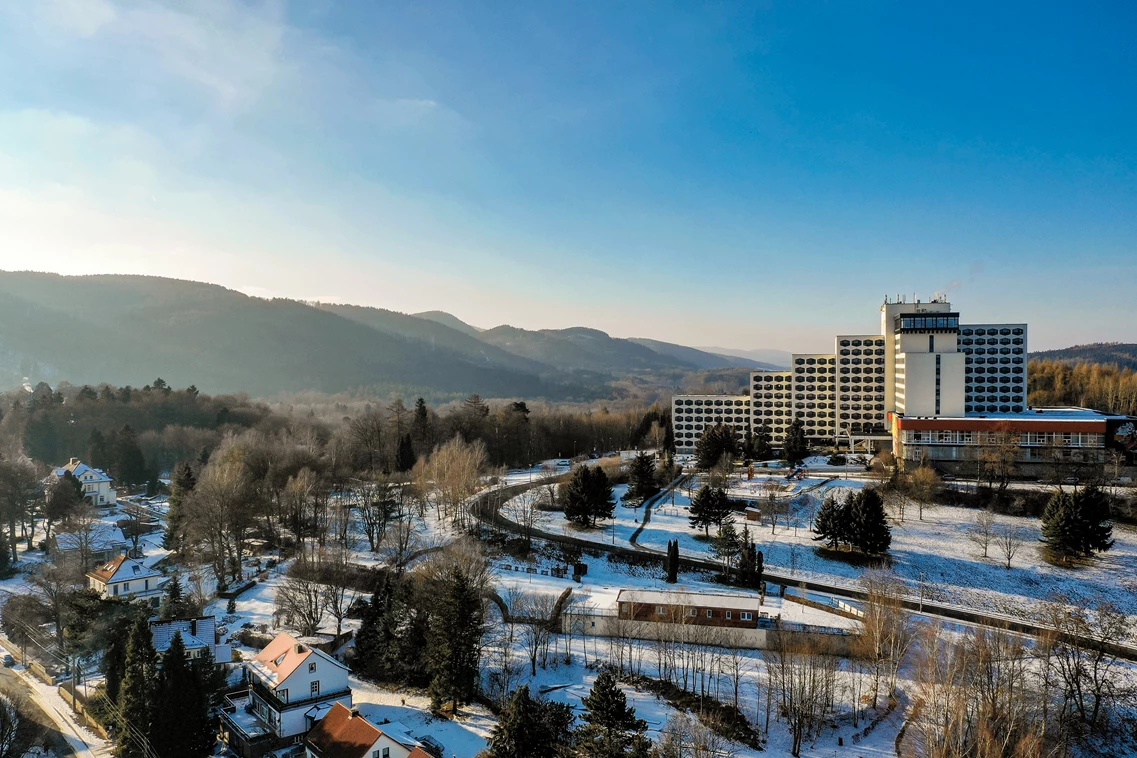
[0,1,1133,351]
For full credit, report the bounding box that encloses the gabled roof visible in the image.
[150,617,216,653]
[617,588,762,612]
[304,703,380,758]
[250,632,344,690]
[86,554,162,585]
[56,458,114,483]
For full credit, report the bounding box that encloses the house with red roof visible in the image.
[304,702,432,758]
[219,632,352,758]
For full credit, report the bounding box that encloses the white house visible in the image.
[150,616,233,664]
[304,703,433,758]
[52,458,117,506]
[85,554,164,603]
[220,633,352,758]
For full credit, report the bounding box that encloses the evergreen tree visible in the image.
[395,434,416,473]
[226,597,236,615]
[695,424,740,470]
[711,521,742,575]
[153,633,195,758]
[158,574,191,620]
[752,424,774,461]
[664,540,679,583]
[562,466,596,528]
[87,429,111,470]
[577,671,653,757]
[688,486,717,536]
[624,453,659,503]
[813,495,846,550]
[117,616,157,758]
[1076,484,1115,555]
[352,590,385,680]
[103,614,133,704]
[737,525,763,588]
[587,467,616,525]
[847,489,892,554]
[163,461,195,551]
[1041,491,1081,559]
[487,685,574,758]
[782,418,809,463]
[428,567,484,713]
[114,424,148,488]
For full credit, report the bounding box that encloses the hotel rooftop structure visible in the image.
[673,295,1135,473]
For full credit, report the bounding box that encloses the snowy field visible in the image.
[522,472,1137,638]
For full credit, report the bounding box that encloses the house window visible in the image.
[123,582,129,592]
[705,610,713,618]
[310,681,320,696]
[740,612,753,621]
[655,606,664,615]
[726,611,732,620]
[144,580,149,591]
[112,585,119,596]
[279,689,288,703]
[309,662,317,673]
[686,608,696,617]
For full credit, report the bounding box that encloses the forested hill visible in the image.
[1031,343,1137,371]
[0,272,771,401]
[0,272,580,401]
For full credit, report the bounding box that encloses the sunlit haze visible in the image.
[1,1,1134,351]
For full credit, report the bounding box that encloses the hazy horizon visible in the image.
[1,2,1134,352]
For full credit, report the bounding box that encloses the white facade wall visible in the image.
[959,324,1028,413]
[788,354,838,440]
[671,395,750,453]
[749,371,794,443]
[834,335,888,436]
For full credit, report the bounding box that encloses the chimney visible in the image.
[70,457,80,466]
[350,707,360,718]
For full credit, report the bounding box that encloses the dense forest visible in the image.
[1028,359,1137,416]
[1,379,671,479]
[1031,342,1137,371]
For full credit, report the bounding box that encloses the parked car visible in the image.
[1063,477,1079,485]
[2,654,15,667]
[942,474,956,481]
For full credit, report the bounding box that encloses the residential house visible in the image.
[304,702,433,758]
[220,633,352,758]
[85,554,164,604]
[51,458,117,506]
[150,616,233,664]
[52,525,129,569]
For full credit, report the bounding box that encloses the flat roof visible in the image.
[616,589,761,612]
[903,407,1126,422]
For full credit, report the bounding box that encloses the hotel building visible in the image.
[673,295,1133,474]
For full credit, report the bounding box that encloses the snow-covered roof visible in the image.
[55,458,114,483]
[616,589,762,612]
[250,633,345,690]
[86,555,162,584]
[150,617,216,653]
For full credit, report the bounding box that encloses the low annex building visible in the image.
[304,702,433,758]
[85,555,164,603]
[616,589,762,629]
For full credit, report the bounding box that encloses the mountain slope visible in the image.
[627,338,775,370]
[315,303,549,375]
[0,272,590,400]
[412,310,483,337]
[478,325,693,374]
[695,346,792,369]
[1031,343,1137,371]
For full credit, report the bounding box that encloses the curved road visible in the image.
[474,479,1137,661]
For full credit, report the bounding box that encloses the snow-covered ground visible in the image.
[521,472,1137,638]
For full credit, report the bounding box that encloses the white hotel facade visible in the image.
[674,295,1035,458]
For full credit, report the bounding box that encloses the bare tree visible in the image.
[354,479,396,552]
[319,545,355,636]
[995,523,1024,569]
[763,632,840,757]
[56,500,114,569]
[659,712,738,758]
[426,436,488,527]
[967,509,997,558]
[275,563,326,636]
[908,466,940,520]
[503,489,548,550]
[380,515,420,571]
[859,570,915,708]
[518,591,557,676]
[0,694,20,757]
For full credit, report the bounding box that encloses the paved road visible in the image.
[0,640,111,758]
[475,480,1137,661]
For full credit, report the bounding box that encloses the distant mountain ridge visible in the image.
[1031,343,1137,371]
[0,272,788,400]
